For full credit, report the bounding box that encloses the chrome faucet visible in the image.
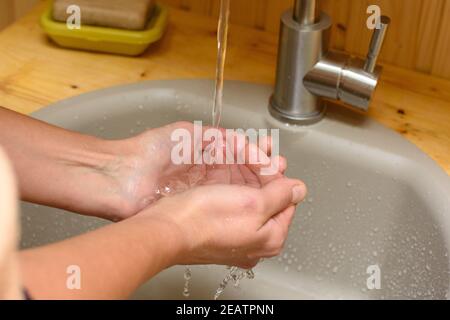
[269,0,390,125]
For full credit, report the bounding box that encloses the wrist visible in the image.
[128,213,187,270]
[51,135,131,220]
[74,135,169,221]
[135,195,208,267]
[79,137,137,220]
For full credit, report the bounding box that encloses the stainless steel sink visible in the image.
[20,80,450,299]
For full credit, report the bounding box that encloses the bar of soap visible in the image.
[53,0,155,30]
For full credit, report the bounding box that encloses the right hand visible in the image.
[138,175,307,269]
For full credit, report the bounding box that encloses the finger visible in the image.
[238,164,261,188]
[235,259,260,270]
[271,205,296,231]
[258,205,296,236]
[258,135,272,157]
[243,143,270,175]
[259,156,285,183]
[277,156,287,174]
[180,122,228,154]
[164,122,227,165]
[226,131,248,163]
[225,131,271,162]
[260,178,306,221]
[244,144,284,186]
[257,206,296,258]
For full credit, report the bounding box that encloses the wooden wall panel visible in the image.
[0,1,15,30]
[415,0,445,73]
[159,0,450,79]
[432,1,450,78]
[0,0,39,30]
[341,0,423,69]
[13,0,41,17]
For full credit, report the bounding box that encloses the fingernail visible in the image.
[292,185,306,204]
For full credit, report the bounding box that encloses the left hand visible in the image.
[100,121,286,221]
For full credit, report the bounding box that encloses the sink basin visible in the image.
[20,80,450,300]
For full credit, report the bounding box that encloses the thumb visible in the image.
[260,178,307,222]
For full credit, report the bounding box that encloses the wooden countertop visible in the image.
[0,2,449,174]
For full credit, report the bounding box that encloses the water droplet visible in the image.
[183,267,192,298]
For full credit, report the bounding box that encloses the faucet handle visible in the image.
[364,16,390,74]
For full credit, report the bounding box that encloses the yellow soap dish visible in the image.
[40,2,168,56]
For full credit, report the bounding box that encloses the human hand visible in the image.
[136,175,307,269]
[100,121,287,221]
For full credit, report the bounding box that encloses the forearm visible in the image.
[0,107,125,219]
[19,216,182,299]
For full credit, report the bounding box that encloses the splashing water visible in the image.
[214,267,255,300]
[183,267,192,297]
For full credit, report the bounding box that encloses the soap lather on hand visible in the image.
[52,0,156,31]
